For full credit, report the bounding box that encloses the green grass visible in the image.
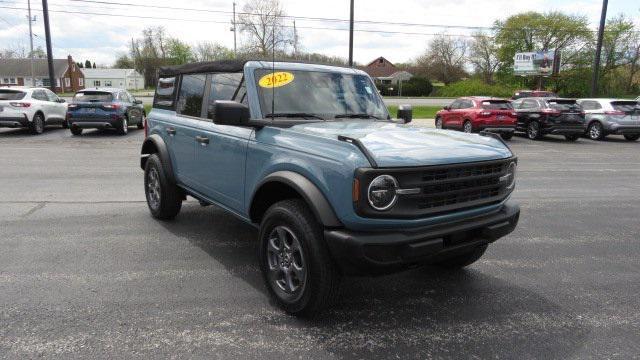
[144,104,152,114]
[387,105,441,119]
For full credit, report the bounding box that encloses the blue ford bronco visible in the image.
[140,60,520,315]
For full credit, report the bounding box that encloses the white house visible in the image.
[81,68,145,90]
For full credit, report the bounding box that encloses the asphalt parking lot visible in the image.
[1,125,639,359]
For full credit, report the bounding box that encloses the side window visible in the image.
[522,99,536,109]
[206,73,243,119]
[176,74,206,117]
[449,100,460,109]
[512,100,522,109]
[120,92,131,103]
[460,100,473,109]
[154,77,177,109]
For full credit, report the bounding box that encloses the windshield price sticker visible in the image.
[258,72,294,88]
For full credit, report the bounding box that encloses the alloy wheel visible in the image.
[146,167,161,210]
[435,118,443,129]
[589,123,602,140]
[463,121,472,133]
[527,122,539,139]
[266,226,307,301]
[122,118,128,134]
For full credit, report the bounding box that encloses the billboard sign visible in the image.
[513,51,559,76]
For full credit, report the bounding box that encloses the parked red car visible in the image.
[435,97,517,140]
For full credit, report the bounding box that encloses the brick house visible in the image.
[360,56,413,85]
[0,55,85,93]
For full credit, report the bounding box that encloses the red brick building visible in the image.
[0,55,85,93]
[360,56,413,85]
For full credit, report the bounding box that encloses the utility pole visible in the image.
[591,0,608,97]
[293,20,298,58]
[348,0,354,67]
[27,0,36,86]
[231,2,237,57]
[41,0,56,92]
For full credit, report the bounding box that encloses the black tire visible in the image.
[30,113,44,135]
[435,244,488,269]
[463,120,473,133]
[259,199,340,316]
[587,121,605,140]
[435,117,443,129]
[565,134,580,141]
[118,116,128,135]
[62,119,69,129]
[137,116,145,129]
[144,154,182,220]
[501,132,513,140]
[624,134,639,141]
[70,126,83,136]
[527,121,541,140]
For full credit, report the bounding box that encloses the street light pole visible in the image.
[231,2,237,57]
[41,0,56,92]
[27,0,35,87]
[348,0,354,67]
[590,0,608,97]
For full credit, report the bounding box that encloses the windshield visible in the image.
[254,69,388,120]
[73,91,113,102]
[0,90,26,100]
[481,100,513,110]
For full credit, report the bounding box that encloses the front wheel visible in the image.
[463,120,473,133]
[565,134,580,141]
[624,134,639,141]
[501,132,513,140]
[259,199,340,316]
[435,244,488,269]
[30,113,44,135]
[144,154,182,220]
[435,117,443,129]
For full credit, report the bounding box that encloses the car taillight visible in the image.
[605,110,625,115]
[68,104,78,109]
[542,109,561,116]
[103,104,120,110]
[10,102,31,107]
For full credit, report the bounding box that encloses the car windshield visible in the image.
[611,101,640,114]
[73,91,113,102]
[481,100,513,110]
[254,69,388,120]
[0,90,26,100]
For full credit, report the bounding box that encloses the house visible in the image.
[81,68,145,90]
[0,55,85,93]
[360,56,413,85]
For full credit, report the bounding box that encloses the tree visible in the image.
[469,32,500,84]
[238,0,292,56]
[29,46,46,59]
[92,62,96,68]
[113,54,135,68]
[416,34,468,85]
[84,60,92,68]
[166,39,194,64]
[598,15,638,94]
[194,42,234,62]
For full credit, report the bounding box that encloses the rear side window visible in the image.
[73,91,113,102]
[0,90,26,100]
[176,74,206,117]
[154,77,177,109]
[611,101,639,114]
[481,100,513,110]
[580,101,601,110]
[547,100,580,111]
[207,73,243,119]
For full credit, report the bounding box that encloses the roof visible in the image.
[77,87,123,93]
[0,58,70,78]
[82,68,140,79]
[159,60,245,77]
[359,56,400,78]
[578,98,636,102]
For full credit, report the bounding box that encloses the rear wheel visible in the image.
[565,134,580,141]
[435,244,488,269]
[623,134,639,141]
[137,115,145,129]
[62,119,69,129]
[463,120,473,133]
[30,113,44,135]
[144,154,182,220]
[588,122,605,140]
[501,132,513,140]
[259,199,340,316]
[118,117,128,135]
[435,117,443,129]
[527,121,541,140]
[70,126,82,136]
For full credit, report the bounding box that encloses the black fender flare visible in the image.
[140,134,176,184]
[253,171,342,228]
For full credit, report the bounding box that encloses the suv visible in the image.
[67,88,145,136]
[140,60,520,315]
[577,99,640,141]
[511,90,558,100]
[512,98,585,141]
[0,87,68,134]
[435,97,517,139]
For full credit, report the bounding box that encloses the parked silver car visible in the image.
[577,98,640,141]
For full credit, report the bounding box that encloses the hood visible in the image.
[288,121,512,167]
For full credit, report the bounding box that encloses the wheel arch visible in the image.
[140,134,176,184]
[249,171,342,228]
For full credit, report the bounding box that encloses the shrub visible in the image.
[436,79,516,98]
[375,77,433,97]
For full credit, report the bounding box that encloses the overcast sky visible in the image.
[0,0,639,67]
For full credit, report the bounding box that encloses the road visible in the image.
[1,125,639,358]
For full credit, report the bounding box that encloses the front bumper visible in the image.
[0,114,29,128]
[324,201,520,275]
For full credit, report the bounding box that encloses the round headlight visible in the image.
[506,162,516,190]
[367,175,398,211]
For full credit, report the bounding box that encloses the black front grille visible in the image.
[356,158,515,219]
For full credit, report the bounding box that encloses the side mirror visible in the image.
[133,99,143,105]
[57,98,66,103]
[397,104,412,123]
[443,105,450,111]
[212,100,250,126]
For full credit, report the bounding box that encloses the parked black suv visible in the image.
[512,98,586,141]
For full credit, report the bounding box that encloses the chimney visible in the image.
[67,55,75,91]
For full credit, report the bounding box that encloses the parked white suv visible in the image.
[0,87,68,134]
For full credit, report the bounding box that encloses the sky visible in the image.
[0,0,639,67]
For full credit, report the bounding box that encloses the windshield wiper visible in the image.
[264,112,325,120]
[334,113,381,120]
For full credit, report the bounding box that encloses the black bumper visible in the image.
[324,202,520,275]
[70,117,123,129]
[0,116,29,128]
[478,126,515,134]
[543,125,585,135]
[609,126,640,135]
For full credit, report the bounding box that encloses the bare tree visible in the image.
[238,0,292,56]
[417,34,468,85]
[194,42,234,62]
[469,32,500,84]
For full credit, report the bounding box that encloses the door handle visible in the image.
[166,127,176,135]
[195,135,209,145]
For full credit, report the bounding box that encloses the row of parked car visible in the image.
[0,86,145,135]
[434,94,640,142]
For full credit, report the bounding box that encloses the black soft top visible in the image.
[159,60,246,77]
